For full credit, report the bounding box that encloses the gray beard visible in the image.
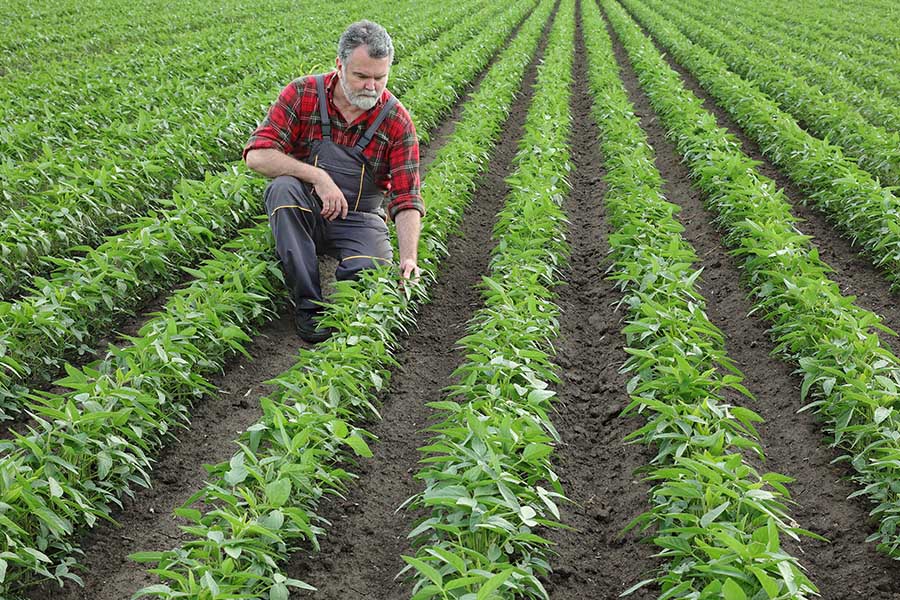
[340,74,378,110]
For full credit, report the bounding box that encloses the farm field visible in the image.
[1,0,900,598]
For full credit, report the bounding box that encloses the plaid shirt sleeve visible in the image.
[242,78,306,160]
[385,102,424,220]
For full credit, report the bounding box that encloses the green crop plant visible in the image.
[583,1,818,596]
[0,168,263,420]
[127,2,555,598]
[602,0,900,560]
[616,0,900,295]
[0,221,282,594]
[638,0,900,187]
[400,1,574,597]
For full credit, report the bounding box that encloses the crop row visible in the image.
[603,0,900,559]
[0,0,486,299]
[401,2,573,598]
[126,2,555,598]
[0,0,260,78]
[0,222,282,594]
[0,0,359,294]
[758,0,900,68]
[666,0,900,133]
[0,0,514,422]
[0,0,437,135]
[585,1,818,597]
[617,0,900,293]
[755,3,900,100]
[0,168,264,420]
[0,0,543,593]
[641,0,900,187]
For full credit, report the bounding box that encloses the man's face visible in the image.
[337,45,391,111]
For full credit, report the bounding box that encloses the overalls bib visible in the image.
[309,73,398,216]
[263,73,398,311]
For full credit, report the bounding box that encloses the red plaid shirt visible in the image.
[244,71,423,219]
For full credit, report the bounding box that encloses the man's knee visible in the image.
[264,176,307,213]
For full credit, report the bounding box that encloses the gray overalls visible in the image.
[264,74,398,311]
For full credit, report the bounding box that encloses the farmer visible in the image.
[243,20,423,343]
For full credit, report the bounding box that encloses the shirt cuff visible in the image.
[388,194,425,220]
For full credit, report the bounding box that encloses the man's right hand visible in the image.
[313,170,348,220]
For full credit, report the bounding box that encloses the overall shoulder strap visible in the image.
[315,74,331,140]
[354,95,399,152]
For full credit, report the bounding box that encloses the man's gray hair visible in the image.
[338,20,394,64]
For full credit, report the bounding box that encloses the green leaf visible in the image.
[266,478,292,507]
[332,419,349,439]
[270,582,289,600]
[403,555,443,588]
[345,434,373,458]
[201,571,219,595]
[174,507,202,523]
[132,584,173,599]
[476,568,513,600]
[224,453,248,486]
[129,551,166,563]
[700,501,730,528]
[722,578,747,600]
[874,406,892,424]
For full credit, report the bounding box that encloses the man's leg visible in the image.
[327,212,394,283]
[263,176,325,310]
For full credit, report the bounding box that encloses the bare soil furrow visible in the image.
[602,3,900,597]
[541,2,658,598]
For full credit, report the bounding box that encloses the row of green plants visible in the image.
[0,167,264,420]
[401,2,573,598]
[743,0,900,74]
[126,2,555,598]
[0,221,283,595]
[639,0,900,187]
[585,1,818,597]
[0,0,512,420]
[750,3,900,100]
[603,0,900,560]
[617,0,900,292]
[0,0,476,167]
[0,0,544,593]
[666,0,900,133]
[0,0,259,79]
[0,0,493,300]
[0,4,349,296]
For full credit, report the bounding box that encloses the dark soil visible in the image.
[541,3,658,598]
[603,2,900,598]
